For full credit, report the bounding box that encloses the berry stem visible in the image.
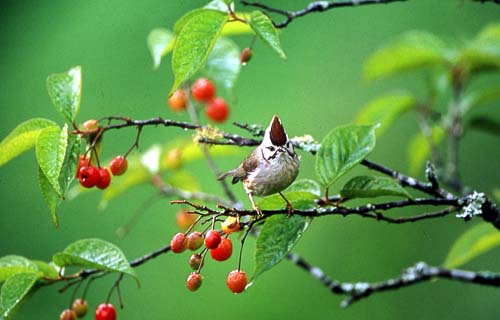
[237,223,254,271]
[68,279,84,308]
[123,125,143,158]
[196,248,209,274]
[106,273,124,304]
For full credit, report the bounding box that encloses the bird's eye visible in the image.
[267,146,276,152]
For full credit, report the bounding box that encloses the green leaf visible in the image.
[340,175,411,199]
[460,85,500,115]
[201,37,241,94]
[444,223,500,269]
[173,9,203,35]
[460,23,500,73]
[36,125,68,195]
[248,11,286,60]
[364,31,447,81]
[0,118,57,166]
[258,191,318,211]
[0,272,39,319]
[170,9,228,94]
[221,19,252,36]
[46,66,82,122]
[31,261,58,279]
[407,125,445,176]
[355,92,415,136]
[59,132,83,194]
[467,116,500,137]
[316,124,378,188]
[53,238,138,282]
[147,28,175,69]
[38,165,61,227]
[287,179,322,197]
[0,256,39,283]
[252,214,311,285]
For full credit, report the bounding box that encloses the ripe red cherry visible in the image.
[187,232,204,251]
[204,230,221,249]
[191,78,216,102]
[78,166,100,188]
[210,237,233,261]
[72,298,88,317]
[97,167,111,189]
[59,309,77,320]
[170,232,188,253]
[186,272,203,291]
[168,90,187,112]
[109,156,128,176]
[226,270,248,294]
[76,155,90,178]
[205,97,229,123]
[95,303,116,320]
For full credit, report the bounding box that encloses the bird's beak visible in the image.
[269,115,287,146]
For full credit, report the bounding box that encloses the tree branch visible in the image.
[286,253,500,307]
[241,0,408,28]
[83,116,499,229]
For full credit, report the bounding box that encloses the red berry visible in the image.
[204,230,221,249]
[170,232,188,253]
[210,237,233,261]
[72,298,88,317]
[226,270,248,294]
[186,272,203,291]
[175,210,197,231]
[95,303,116,320]
[189,253,203,270]
[187,232,204,251]
[221,216,240,235]
[76,155,90,178]
[109,156,128,176]
[78,166,100,188]
[60,309,77,320]
[206,97,229,123]
[97,167,111,189]
[168,90,187,112]
[191,78,216,102]
[240,47,253,65]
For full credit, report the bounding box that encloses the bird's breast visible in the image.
[244,152,299,197]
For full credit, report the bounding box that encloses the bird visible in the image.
[218,115,300,214]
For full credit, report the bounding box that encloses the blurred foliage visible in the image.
[1,0,500,319]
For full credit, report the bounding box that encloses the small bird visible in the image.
[218,115,300,214]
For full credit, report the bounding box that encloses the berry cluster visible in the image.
[76,155,128,189]
[170,210,248,294]
[168,78,230,123]
[59,299,117,320]
[75,119,129,190]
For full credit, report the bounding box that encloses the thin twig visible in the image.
[241,0,408,28]
[286,253,500,307]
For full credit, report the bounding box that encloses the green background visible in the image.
[1,0,499,319]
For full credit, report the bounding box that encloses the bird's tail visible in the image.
[217,168,246,184]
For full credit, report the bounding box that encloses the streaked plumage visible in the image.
[218,115,300,212]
